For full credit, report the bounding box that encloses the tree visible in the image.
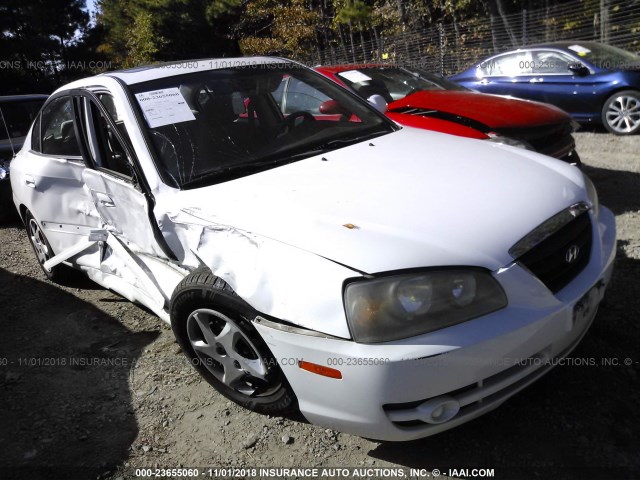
[97,0,243,67]
[237,0,320,57]
[335,0,372,62]
[0,0,92,93]
[124,12,163,67]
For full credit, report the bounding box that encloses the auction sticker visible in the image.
[135,88,195,128]
[338,70,373,84]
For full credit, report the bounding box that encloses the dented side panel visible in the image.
[163,209,356,339]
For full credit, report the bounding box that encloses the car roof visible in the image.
[316,64,398,74]
[503,41,603,51]
[101,57,291,85]
[0,94,49,103]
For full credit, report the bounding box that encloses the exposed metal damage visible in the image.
[164,207,356,338]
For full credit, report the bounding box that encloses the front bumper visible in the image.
[255,207,616,441]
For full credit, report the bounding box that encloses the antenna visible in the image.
[0,105,16,159]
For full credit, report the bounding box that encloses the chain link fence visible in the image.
[300,0,640,75]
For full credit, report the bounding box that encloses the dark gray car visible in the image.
[0,94,48,221]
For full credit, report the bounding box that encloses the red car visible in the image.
[315,64,581,165]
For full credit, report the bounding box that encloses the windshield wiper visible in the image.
[317,130,388,151]
[180,130,391,189]
[181,161,280,189]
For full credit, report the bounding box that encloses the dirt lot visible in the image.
[1,131,639,480]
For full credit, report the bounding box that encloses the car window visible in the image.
[30,114,42,152]
[279,77,332,115]
[80,95,134,178]
[41,97,81,157]
[532,51,575,74]
[337,67,447,102]
[478,52,533,76]
[0,99,44,141]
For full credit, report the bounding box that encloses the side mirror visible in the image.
[568,63,589,76]
[319,99,348,115]
[367,94,387,113]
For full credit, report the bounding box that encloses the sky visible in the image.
[86,0,98,15]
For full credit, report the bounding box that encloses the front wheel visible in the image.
[170,268,296,414]
[601,90,640,135]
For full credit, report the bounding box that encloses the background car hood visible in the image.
[170,128,586,274]
[388,91,570,129]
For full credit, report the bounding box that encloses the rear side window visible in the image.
[30,114,42,152]
[41,97,81,157]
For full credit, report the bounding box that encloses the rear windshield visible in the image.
[0,100,45,141]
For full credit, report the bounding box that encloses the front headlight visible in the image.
[0,160,9,180]
[582,173,599,218]
[344,269,507,343]
[486,133,534,151]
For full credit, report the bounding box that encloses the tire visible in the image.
[170,268,296,414]
[601,90,640,135]
[24,210,70,282]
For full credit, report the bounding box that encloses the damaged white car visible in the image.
[11,58,615,441]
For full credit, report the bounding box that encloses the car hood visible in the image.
[168,127,586,274]
[388,91,570,129]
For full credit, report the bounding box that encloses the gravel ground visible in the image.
[0,131,639,480]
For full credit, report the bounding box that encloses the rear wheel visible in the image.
[24,210,69,282]
[602,90,640,135]
[170,268,296,414]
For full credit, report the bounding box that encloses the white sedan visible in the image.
[11,57,615,441]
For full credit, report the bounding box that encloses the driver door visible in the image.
[75,91,169,259]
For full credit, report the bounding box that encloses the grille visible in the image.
[389,108,575,161]
[515,211,592,293]
[503,123,575,160]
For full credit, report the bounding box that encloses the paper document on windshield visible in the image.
[339,70,373,84]
[568,45,591,56]
[135,88,196,128]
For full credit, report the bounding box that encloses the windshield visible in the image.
[128,63,395,189]
[0,100,45,141]
[336,67,465,103]
[566,43,640,70]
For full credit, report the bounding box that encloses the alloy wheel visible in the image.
[28,218,50,265]
[186,308,275,396]
[605,94,640,133]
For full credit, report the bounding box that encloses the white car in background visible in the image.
[11,57,615,441]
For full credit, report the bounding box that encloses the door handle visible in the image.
[25,175,36,188]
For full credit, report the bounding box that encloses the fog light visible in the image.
[416,396,460,424]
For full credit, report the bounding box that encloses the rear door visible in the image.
[10,94,101,263]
